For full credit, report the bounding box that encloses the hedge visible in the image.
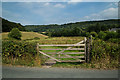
[2,40,37,57]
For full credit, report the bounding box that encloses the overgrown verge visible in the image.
[53,39,120,69]
[2,40,42,67]
[90,39,119,69]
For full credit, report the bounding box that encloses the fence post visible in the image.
[89,35,92,62]
[37,43,39,55]
[90,35,92,46]
[84,37,87,62]
[86,35,92,63]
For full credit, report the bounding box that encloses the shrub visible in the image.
[8,28,22,40]
[34,37,40,40]
[90,32,98,37]
[98,31,106,39]
[2,41,37,57]
[91,39,119,68]
[104,31,117,40]
[116,30,120,38]
[85,32,90,37]
[2,41,42,66]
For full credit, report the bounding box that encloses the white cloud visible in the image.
[100,8,118,18]
[54,4,66,8]
[2,0,120,2]
[44,2,50,6]
[107,2,118,8]
[0,3,2,17]
[2,0,68,2]
[83,7,118,21]
[68,0,119,2]
[69,0,83,2]
[67,2,79,5]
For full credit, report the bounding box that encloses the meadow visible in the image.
[2,32,48,40]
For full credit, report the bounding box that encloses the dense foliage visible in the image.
[2,41,37,57]
[2,17,25,32]
[25,19,120,37]
[2,40,42,66]
[90,39,119,68]
[8,28,22,40]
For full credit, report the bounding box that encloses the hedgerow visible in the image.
[2,40,42,66]
[91,39,119,68]
[2,40,37,57]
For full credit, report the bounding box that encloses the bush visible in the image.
[91,39,119,68]
[2,41,37,57]
[85,32,90,37]
[98,31,106,39]
[104,31,117,40]
[34,37,40,40]
[8,28,22,40]
[116,30,120,38]
[90,32,98,37]
[2,41,42,66]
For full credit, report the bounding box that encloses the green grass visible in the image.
[2,32,84,44]
[2,32,48,40]
[52,62,118,69]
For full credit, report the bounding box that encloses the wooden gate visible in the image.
[37,37,92,63]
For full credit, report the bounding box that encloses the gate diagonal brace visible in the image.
[39,51,61,62]
[56,40,84,57]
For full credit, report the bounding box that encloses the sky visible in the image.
[1,2,119,25]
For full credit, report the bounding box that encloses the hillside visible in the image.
[1,17,25,32]
[2,32,48,40]
[25,19,120,33]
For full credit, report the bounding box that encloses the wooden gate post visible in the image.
[86,35,92,63]
[84,37,87,62]
[37,43,39,55]
[89,35,92,62]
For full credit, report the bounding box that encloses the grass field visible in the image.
[27,37,84,44]
[2,32,84,44]
[2,32,48,40]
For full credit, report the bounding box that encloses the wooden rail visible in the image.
[39,48,85,50]
[38,44,85,47]
[47,52,85,54]
[37,37,92,63]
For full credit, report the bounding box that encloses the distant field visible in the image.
[2,31,84,44]
[2,32,48,40]
[26,37,84,44]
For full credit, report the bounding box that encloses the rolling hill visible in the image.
[25,19,120,33]
[1,17,25,32]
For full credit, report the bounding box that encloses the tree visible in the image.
[8,28,22,40]
[72,27,80,36]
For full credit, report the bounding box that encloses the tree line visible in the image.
[1,17,25,32]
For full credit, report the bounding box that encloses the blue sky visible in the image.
[2,2,118,25]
